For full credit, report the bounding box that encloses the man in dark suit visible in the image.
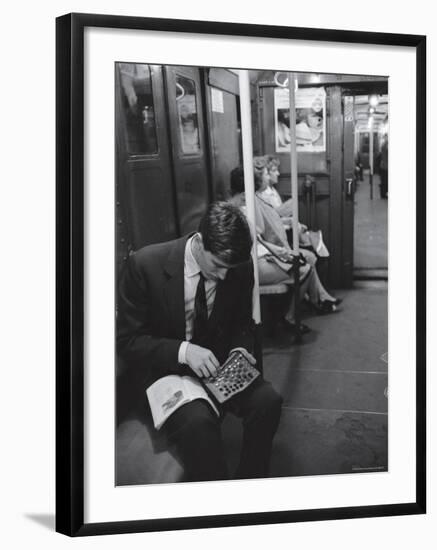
[117,201,282,482]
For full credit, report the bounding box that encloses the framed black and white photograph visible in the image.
[56,13,426,536]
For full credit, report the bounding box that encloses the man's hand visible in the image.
[230,348,257,366]
[185,343,220,378]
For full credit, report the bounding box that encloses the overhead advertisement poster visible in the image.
[275,87,326,153]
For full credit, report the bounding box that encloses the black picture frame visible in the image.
[56,12,426,537]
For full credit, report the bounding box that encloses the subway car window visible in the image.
[175,75,201,155]
[118,63,158,155]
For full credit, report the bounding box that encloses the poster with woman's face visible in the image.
[275,87,326,153]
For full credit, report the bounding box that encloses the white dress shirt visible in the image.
[177,234,217,364]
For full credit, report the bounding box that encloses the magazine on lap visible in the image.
[146,375,220,430]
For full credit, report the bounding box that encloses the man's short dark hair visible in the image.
[230,166,245,196]
[230,160,267,194]
[198,201,252,265]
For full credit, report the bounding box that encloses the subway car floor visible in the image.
[117,280,388,484]
[220,172,389,479]
[354,171,388,278]
[222,280,388,478]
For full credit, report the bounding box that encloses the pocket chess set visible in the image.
[203,350,260,403]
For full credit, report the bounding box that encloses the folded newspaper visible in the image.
[146,375,220,430]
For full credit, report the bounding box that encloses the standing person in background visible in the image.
[379,136,388,199]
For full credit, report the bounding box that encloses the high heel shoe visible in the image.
[317,299,341,314]
[324,297,342,306]
[281,318,312,334]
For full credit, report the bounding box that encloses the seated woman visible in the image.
[229,166,310,333]
[258,155,294,219]
[262,153,333,271]
[256,156,341,312]
[229,159,340,327]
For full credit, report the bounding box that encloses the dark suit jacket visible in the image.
[117,234,255,388]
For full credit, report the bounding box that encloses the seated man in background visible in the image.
[117,202,282,482]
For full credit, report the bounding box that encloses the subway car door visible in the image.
[164,66,211,234]
[115,63,178,263]
[204,68,242,200]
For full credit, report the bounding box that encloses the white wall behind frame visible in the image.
[85,25,415,524]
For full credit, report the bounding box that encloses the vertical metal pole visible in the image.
[288,73,301,339]
[369,120,374,200]
[288,73,300,252]
[238,70,261,325]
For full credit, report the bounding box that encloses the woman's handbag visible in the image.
[257,235,307,275]
[308,229,330,257]
[300,229,330,258]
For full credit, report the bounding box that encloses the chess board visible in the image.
[203,351,260,403]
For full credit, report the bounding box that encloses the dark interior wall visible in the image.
[163,65,211,236]
[115,64,179,275]
[204,69,242,200]
[115,63,213,273]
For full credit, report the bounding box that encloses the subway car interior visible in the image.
[115,64,388,484]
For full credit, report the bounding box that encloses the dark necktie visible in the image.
[191,273,208,344]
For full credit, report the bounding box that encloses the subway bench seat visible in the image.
[259,283,288,295]
[116,361,184,486]
[259,283,289,335]
[116,416,184,485]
